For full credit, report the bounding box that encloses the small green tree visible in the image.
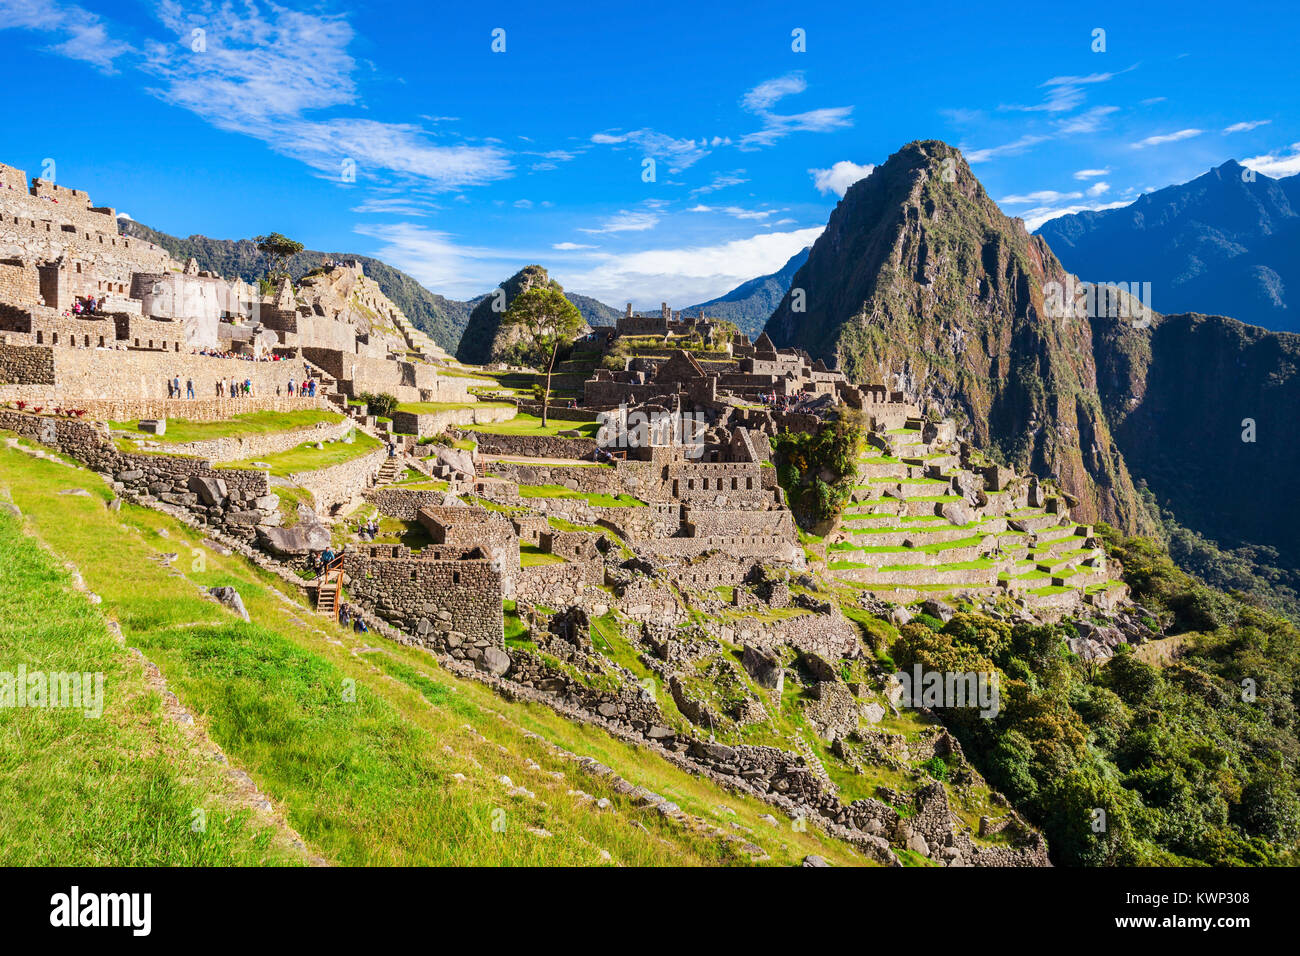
[503,287,583,427]
[255,233,305,282]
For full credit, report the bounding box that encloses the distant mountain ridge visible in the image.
[116,219,621,354]
[685,247,810,337]
[1037,161,1300,332]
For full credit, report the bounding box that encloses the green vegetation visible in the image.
[501,286,585,427]
[474,413,600,440]
[771,410,867,524]
[0,510,297,865]
[889,527,1300,866]
[110,409,343,446]
[225,429,383,475]
[518,484,645,508]
[358,392,399,419]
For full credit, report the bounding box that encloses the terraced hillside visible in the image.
[821,416,1127,615]
[0,432,868,866]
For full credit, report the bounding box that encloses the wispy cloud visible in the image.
[1224,120,1270,134]
[1073,168,1110,180]
[808,160,875,197]
[0,0,133,72]
[964,134,1051,164]
[577,208,661,235]
[1130,128,1203,149]
[738,72,853,148]
[141,1,511,190]
[1019,199,1129,231]
[999,190,1083,205]
[553,226,825,306]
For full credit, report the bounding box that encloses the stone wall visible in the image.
[0,344,310,405]
[390,403,514,437]
[516,558,605,606]
[470,430,598,460]
[288,443,387,514]
[0,342,54,384]
[364,486,448,520]
[0,409,276,541]
[341,550,505,657]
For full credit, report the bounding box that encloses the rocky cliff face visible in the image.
[455,265,592,366]
[765,140,1149,530]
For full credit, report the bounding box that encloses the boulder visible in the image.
[741,644,784,693]
[476,646,511,676]
[208,586,249,622]
[921,599,955,623]
[433,446,475,478]
[188,475,229,506]
[940,501,975,526]
[256,506,331,555]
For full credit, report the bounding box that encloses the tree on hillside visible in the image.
[255,233,305,282]
[503,287,584,427]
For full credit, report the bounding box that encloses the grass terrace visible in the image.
[474,413,600,440]
[518,484,646,507]
[224,430,384,476]
[110,409,345,448]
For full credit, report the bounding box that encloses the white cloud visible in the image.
[1242,143,1300,178]
[586,129,720,172]
[553,226,825,306]
[690,170,749,196]
[577,209,661,235]
[552,242,596,251]
[1055,105,1119,135]
[1022,199,1129,231]
[964,135,1051,164]
[1130,129,1203,149]
[0,0,133,72]
[1073,168,1110,180]
[809,161,875,197]
[142,2,510,190]
[352,223,527,299]
[1224,120,1271,134]
[999,190,1083,205]
[742,74,807,111]
[1086,182,1111,197]
[738,72,853,148]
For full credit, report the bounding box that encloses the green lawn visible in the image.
[474,413,600,439]
[111,409,343,445]
[0,508,299,865]
[223,429,384,476]
[521,545,566,567]
[396,401,514,415]
[518,484,645,507]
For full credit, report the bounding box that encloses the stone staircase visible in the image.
[300,357,349,412]
[375,456,404,485]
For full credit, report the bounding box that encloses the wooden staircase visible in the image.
[316,559,345,619]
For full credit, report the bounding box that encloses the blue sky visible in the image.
[1,0,1296,306]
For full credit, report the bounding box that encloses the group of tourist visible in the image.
[158,370,329,401]
[286,379,318,398]
[337,603,368,633]
[355,518,379,541]
[70,295,105,316]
